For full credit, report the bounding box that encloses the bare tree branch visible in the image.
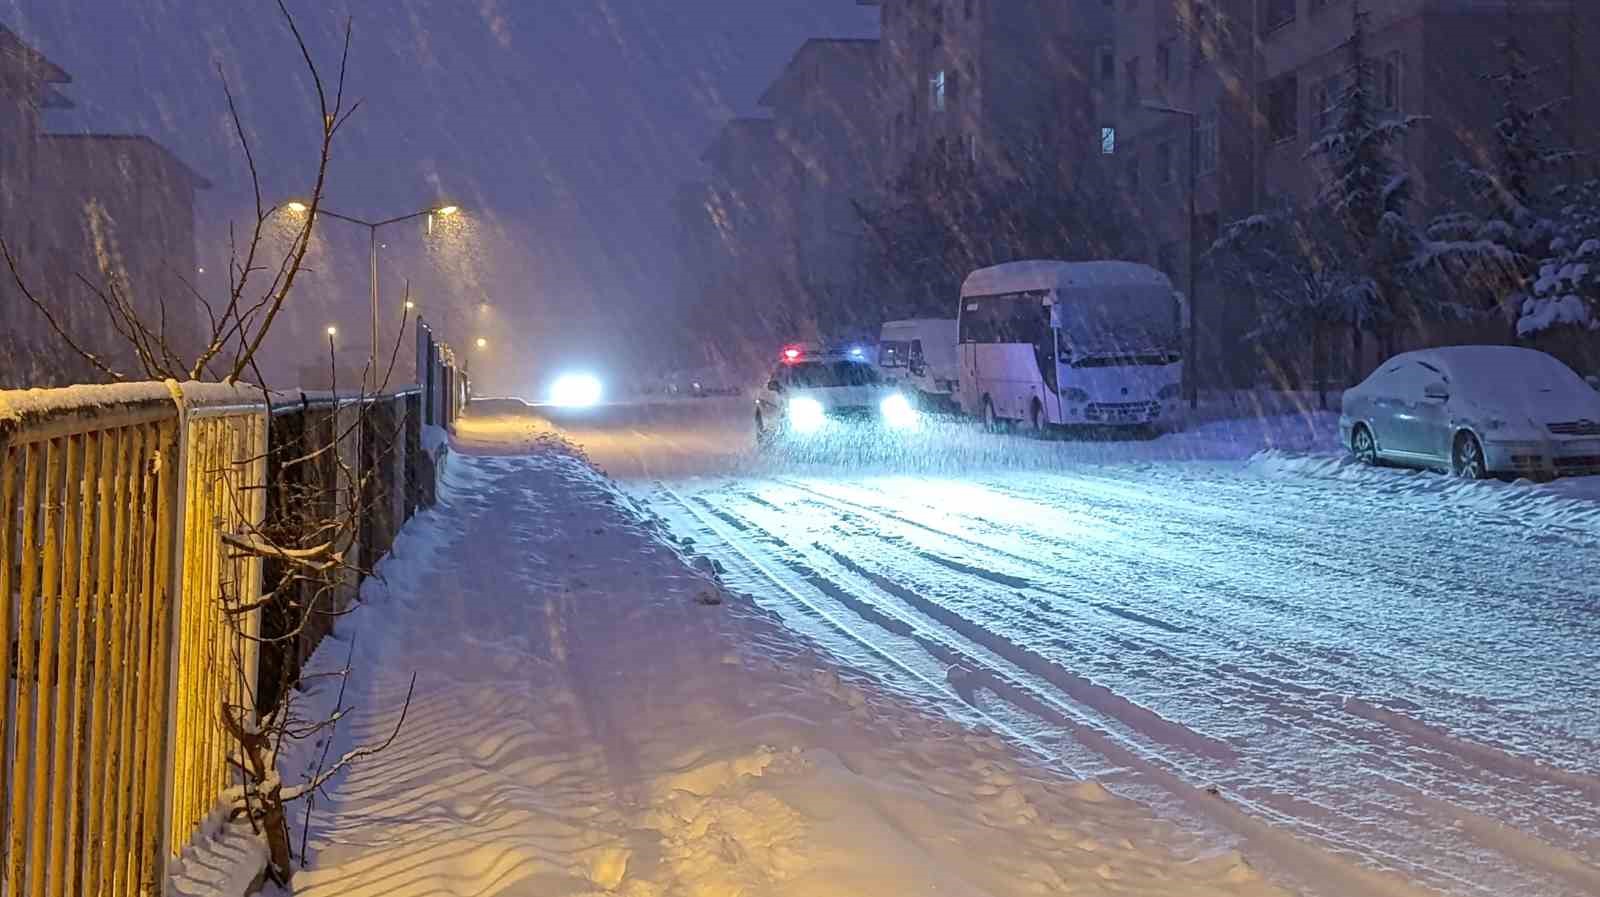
[2,237,127,380]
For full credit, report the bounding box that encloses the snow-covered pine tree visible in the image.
[1304,2,1431,355]
[1419,33,1572,322]
[1517,180,1600,336]
[1208,200,1367,404]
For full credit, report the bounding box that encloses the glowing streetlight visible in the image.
[404,299,416,311]
[475,337,488,349]
[326,325,338,337]
[281,199,465,391]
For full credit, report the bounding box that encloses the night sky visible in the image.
[4,0,878,392]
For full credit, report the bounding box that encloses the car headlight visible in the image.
[1157,383,1181,400]
[879,393,919,429]
[1063,388,1090,403]
[550,373,603,407]
[787,397,826,433]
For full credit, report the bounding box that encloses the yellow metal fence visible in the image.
[1,387,180,897]
[0,380,442,897]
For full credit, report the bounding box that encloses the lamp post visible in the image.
[1143,101,1199,410]
[287,201,459,391]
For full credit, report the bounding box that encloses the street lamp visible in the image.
[326,325,338,338]
[475,337,487,349]
[1143,101,1200,410]
[286,200,460,391]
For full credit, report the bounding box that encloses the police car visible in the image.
[755,344,920,444]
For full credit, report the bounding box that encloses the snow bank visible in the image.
[1247,450,1600,526]
[260,416,1298,897]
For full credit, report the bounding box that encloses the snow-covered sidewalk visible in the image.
[271,415,1294,897]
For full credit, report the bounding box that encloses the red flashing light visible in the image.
[782,346,803,363]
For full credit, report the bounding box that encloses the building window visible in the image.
[931,70,948,111]
[1126,149,1140,191]
[968,133,979,166]
[966,0,976,20]
[1265,74,1298,143]
[1198,108,1218,174]
[1157,41,1173,85]
[1099,45,1115,82]
[1381,52,1402,113]
[1157,139,1176,185]
[1312,73,1342,132]
[1125,57,1140,108]
[932,2,944,47]
[1262,0,1296,33]
[1102,126,1117,154]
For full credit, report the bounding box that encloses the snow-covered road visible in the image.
[532,398,1600,897]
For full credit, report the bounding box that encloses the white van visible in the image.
[877,319,959,412]
[957,260,1184,432]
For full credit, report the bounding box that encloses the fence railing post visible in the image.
[156,379,190,893]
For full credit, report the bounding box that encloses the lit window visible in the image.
[931,70,947,112]
[1101,126,1117,155]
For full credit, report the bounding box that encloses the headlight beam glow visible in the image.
[787,397,826,433]
[550,373,604,408]
[880,393,920,429]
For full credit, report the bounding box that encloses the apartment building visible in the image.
[758,38,884,335]
[863,0,1115,181]
[1,24,208,388]
[692,117,813,346]
[1107,0,1596,386]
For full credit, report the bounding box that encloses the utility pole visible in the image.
[1144,101,1201,409]
[1571,0,1581,183]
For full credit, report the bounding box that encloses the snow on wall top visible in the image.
[961,260,1173,298]
[0,379,423,439]
[0,381,178,434]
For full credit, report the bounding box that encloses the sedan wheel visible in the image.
[1453,432,1488,479]
[1351,424,1379,466]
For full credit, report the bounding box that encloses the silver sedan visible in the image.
[1339,345,1600,479]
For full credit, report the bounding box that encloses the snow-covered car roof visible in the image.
[961,260,1172,297]
[1371,345,1600,416]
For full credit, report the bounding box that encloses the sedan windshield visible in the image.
[787,361,882,388]
[1446,349,1589,401]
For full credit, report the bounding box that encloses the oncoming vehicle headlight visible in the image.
[550,373,603,408]
[1157,383,1182,400]
[880,393,919,429]
[787,396,826,433]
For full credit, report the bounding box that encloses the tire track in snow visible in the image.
[764,476,1600,853]
[693,478,1600,896]
[826,472,1600,769]
[665,487,1497,897]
